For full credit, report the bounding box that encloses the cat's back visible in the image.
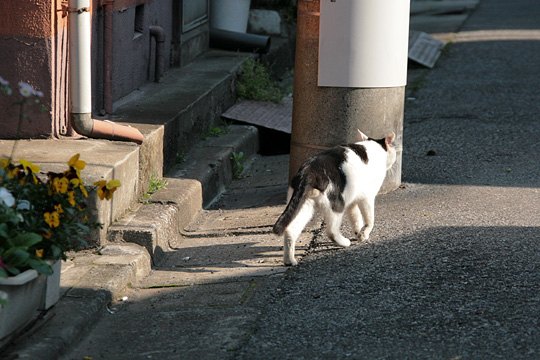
[298,143,369,177]
[341,141,389,196]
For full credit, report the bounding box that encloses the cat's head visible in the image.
[356,129,397,170]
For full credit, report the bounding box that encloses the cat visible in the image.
[273,130,397,266]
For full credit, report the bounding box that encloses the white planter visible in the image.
[42,260,61,310]
[210,0,251,33]
[0,261,61,347]
[0,269,45,347]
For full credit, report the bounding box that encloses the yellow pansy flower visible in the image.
[80,183,88,198]
[44,211,60,228]
[94,180,106,200]
[94,179,121,200]
[53,177,69,194]
[54,203,64,214]
[67,191,76,206]
[19,159,40,174]
[107,179,121,190]
[35,249,44,258]
[68,153,86,171]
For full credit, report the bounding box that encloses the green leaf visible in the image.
[27,259,52,275]
[5,265,21,276]
[13,232,42,247]
[50,245,62,260]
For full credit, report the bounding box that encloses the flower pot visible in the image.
[0,269,46,347]
[210,0,251,33]
[42,260,61,310]
[0,261,61,347]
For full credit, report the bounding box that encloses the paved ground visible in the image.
[236,0,540,358]
[62,0,540,359]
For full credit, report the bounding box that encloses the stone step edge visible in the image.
[107,125,260,261]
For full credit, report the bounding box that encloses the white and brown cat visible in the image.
[273,130,397,266]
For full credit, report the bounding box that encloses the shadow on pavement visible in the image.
[238,225,540,359]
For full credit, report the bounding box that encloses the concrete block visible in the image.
[150,177,203,231]
[96,243,152,284]
[107,203,179,262]
[137,124,164,199]
[249,9,282,35]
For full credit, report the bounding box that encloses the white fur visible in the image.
[281,136,395,266]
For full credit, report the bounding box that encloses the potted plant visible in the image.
[0,77,121,344]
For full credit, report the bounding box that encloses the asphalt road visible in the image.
[235,0,540,358]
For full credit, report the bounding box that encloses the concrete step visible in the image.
[113,50,252,176]
[107,125,259,263]
[0,50,253,249]
[0,139,141,246]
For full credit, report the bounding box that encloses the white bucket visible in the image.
[210,0,251,33]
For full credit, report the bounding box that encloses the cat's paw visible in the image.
[358,225,373,241]
[334,236,351,247]
[284,257,298,266]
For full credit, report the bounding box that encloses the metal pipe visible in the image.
[69,0,144,144]
[69,0,92,117]
[149,25,165,83]
[102,0,113,114]
[209,27,271,54]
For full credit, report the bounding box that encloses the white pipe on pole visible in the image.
[69,0,92,115]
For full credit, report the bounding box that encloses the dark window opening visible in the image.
[134,5,145,35]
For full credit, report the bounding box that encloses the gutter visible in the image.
[69,0,144,144]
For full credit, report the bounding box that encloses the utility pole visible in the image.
[289,0,410,193]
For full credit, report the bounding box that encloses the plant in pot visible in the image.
[0,152,121,342]
[0,77,121,343]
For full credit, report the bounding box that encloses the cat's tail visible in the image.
[272,180,309,236]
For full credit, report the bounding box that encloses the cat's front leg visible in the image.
[358,197,375,241]
[347,205,364,240]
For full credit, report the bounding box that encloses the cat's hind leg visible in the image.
[283,199,315,266]
[358,197,375,241]
[323,208,351,247]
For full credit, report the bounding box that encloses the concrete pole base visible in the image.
[289,86,404,194]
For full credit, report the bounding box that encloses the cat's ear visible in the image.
[385,132,396,145]
[356,129,369,142]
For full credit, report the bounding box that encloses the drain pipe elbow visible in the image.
[69,0,144,144]
[71,114,144,145]
[149,25,165,82]
[71,113,94,135]
[149,25,166,43]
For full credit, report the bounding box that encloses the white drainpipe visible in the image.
[68,0,144,144]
